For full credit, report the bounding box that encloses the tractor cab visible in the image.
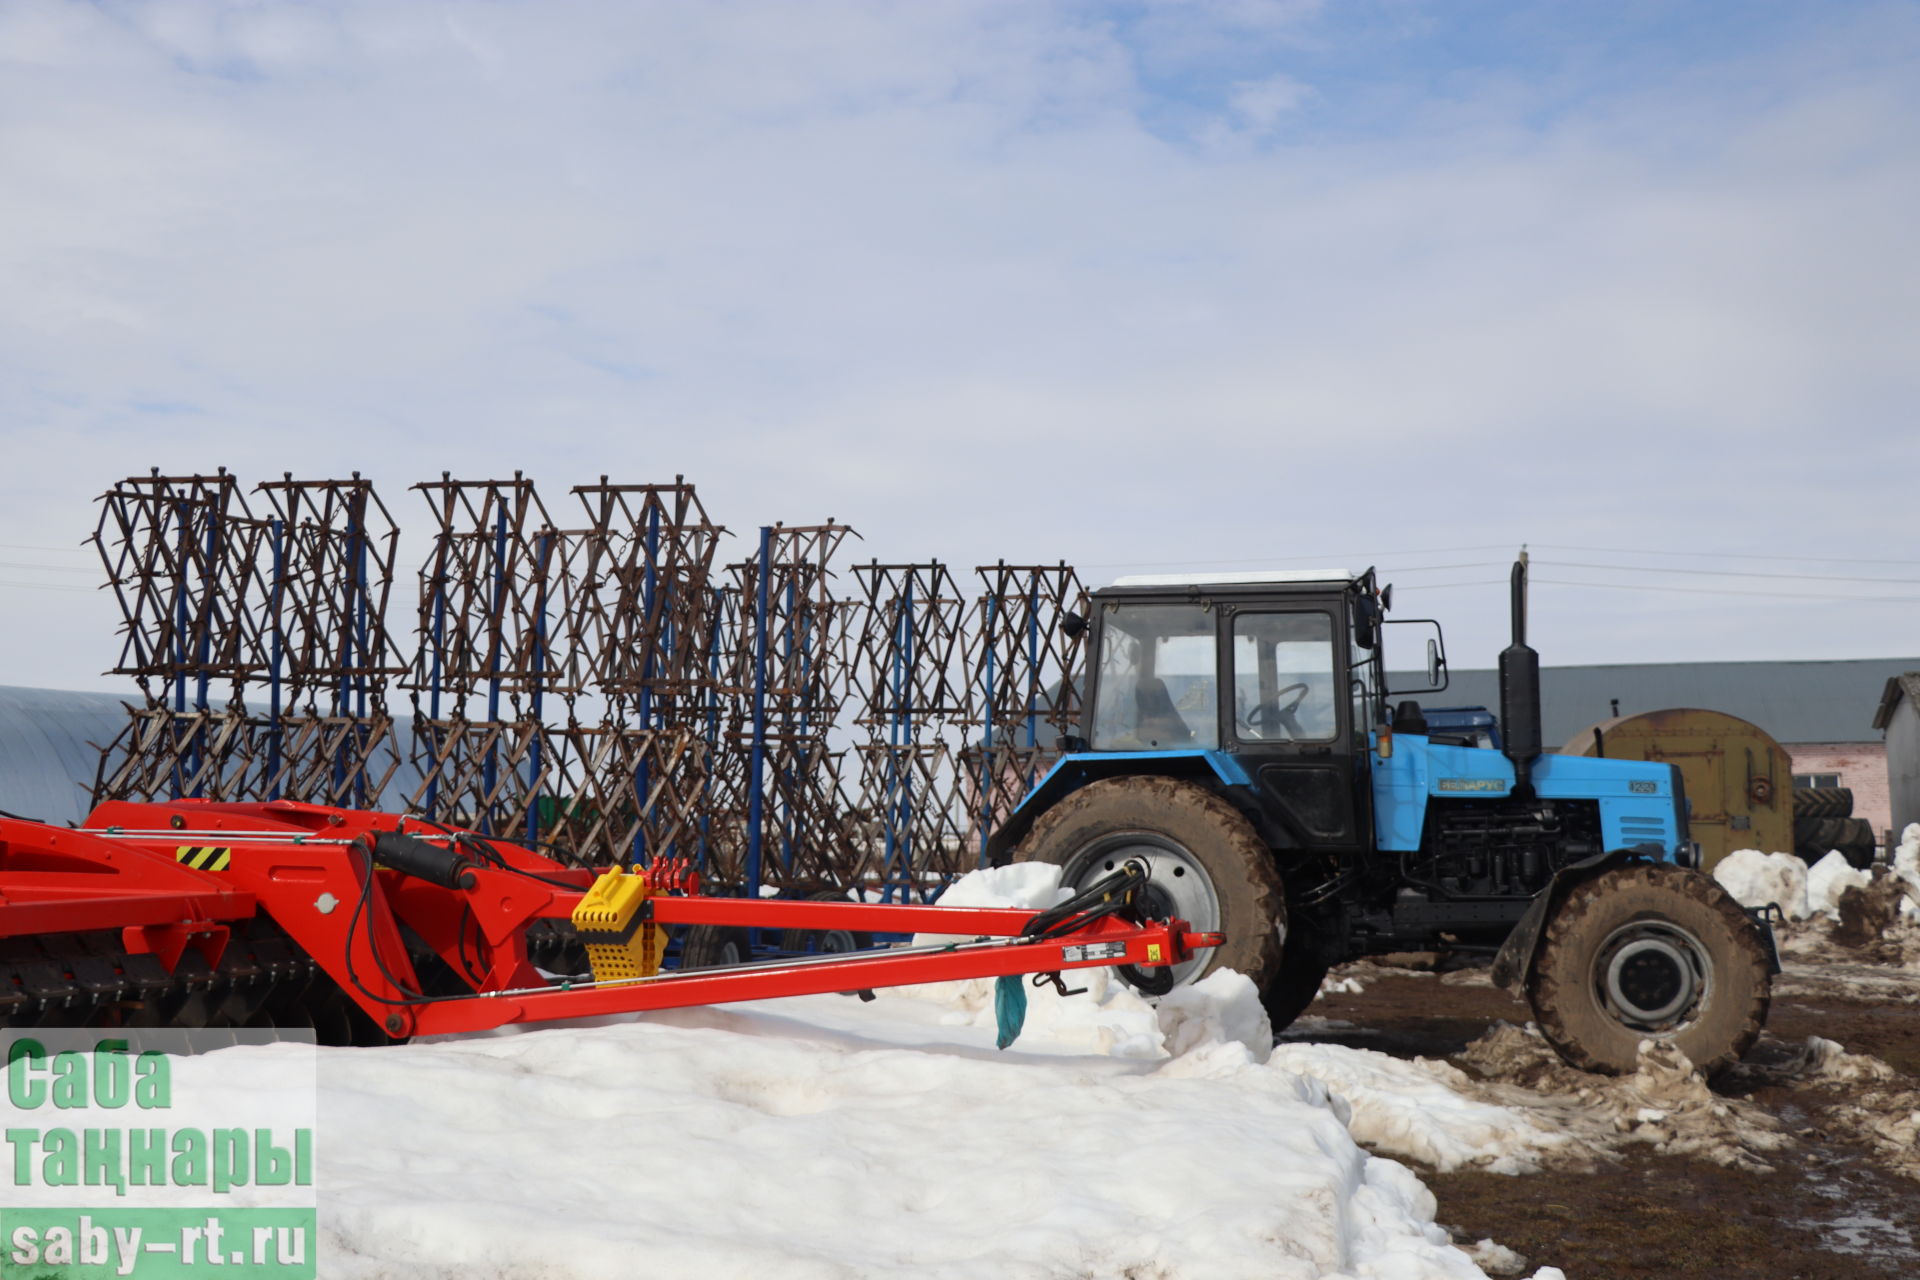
[1054,568,1412,854]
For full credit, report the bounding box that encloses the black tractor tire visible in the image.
[1829,818,1879,870]
[1012,775,1285,990]
[1795,816,1878,869]
[778,890,874,956]
[1793,815,1844,851]
[677,925,753,970]
[1528,862,1770,1075]
[1258,918,1331,1034]
[1792,786,1853,820]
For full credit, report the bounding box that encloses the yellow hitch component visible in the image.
[571,869,665,982]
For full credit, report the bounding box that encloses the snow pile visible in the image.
[1724,1035,1920,1181]
[1806,850,1873,920]
[295,863,1565,1278]
[1794,1036,1920,1180]
[1894,822,1920,919]
[1158,970,1275,1061]
[1463,1239,1533,1278]
[1313,958,1441,1002]
[1713,848,1809,919]
[1267,1041,1572,1174]
[307,994,1552,1278]
[912,861,1071,919]
[896,862,1166,1058]
[1271,1023,1799,1177]
[1452,1024,1793,1174]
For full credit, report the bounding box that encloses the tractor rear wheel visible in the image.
[1012,776,1285,991]
[1258,919,1331,1033]
[1528,862,1770,1075]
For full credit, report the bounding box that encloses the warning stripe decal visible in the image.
[174,845,233,872]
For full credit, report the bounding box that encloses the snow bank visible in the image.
[1267,1042,1570,1175]
[1713,848,1809,919]
[296,863,1556,1278]
[1806,850,1873,921]
[1157,969,1274,1062]
[1894,822,1920,919]
[896,863,1166,1058]
[1271,1023,1804,1178]
[310,995,1532,1279]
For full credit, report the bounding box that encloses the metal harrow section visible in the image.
[87,472,1085,899]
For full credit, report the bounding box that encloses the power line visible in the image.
[1533,543,1920,568]
[1538,559,1920,587]
[0,578,96,593]
[0,542,91,555]
[1531,578,1920,604]
[0,561,95,574]
[1077,544,1511,569]
[1382,576,1920,603]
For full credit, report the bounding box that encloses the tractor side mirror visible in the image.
[1353,596,1380,649]
[1061,610,1088,639]
[1384,619,1449,695]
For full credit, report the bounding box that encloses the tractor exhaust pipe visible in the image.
[1499,555,1542,799]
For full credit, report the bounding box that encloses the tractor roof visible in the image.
[1104,569,1358,590]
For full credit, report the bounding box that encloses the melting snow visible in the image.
[298,867,1563,1279]
[1714,848,1811,919]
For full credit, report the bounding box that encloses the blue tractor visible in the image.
[986,559,1776,1074]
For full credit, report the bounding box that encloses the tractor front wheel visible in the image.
[1528,862,1770,1075]
[1012,776,1285,991]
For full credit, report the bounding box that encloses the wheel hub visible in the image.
[1596,923,1709,1029]
[1064,833,1219,988]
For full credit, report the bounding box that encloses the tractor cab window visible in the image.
[1231,611,1338,742]
[1090,603,1219,750]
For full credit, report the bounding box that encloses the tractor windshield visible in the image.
[1090,603,1218,750]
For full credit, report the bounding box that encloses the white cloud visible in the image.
[1,0,1917,691]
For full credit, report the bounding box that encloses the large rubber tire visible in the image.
[1012,776,1285,989]
[1793,786,1853,820]
[1795,816,1878,869]
[1528,862,1770,1075]
[678,925,753,970]
[1258,918,1330,1034]
[778,890,874,956]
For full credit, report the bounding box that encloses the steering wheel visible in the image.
[1242,683,1310,739]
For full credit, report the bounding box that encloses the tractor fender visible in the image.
[1492,847,1783,995]
[1490,846,1651,995]
[983,750,1253,867]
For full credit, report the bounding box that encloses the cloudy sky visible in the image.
[2,0,1917,694]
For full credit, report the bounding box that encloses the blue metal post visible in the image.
[1027,578,1041,751]
[526,531,550,849]
[267,518,285,798]
[696,587,729,871]
[424,548,446,815]
[631,503,661,864]
[745,527,772,895]
[884,577,915,901]
[778,570,800,875]
[169,504,188,799]
[481,506,507,835]
[978,588,997,863]
[349,496,371,806]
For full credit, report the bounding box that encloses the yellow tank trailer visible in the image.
[1559,707,1792,872]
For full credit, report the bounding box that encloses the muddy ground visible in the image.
[1284,953,1920,1279]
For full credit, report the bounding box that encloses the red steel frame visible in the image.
[0,799,1220,1040]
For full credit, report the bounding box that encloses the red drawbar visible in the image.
[0,799,1223,1040]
